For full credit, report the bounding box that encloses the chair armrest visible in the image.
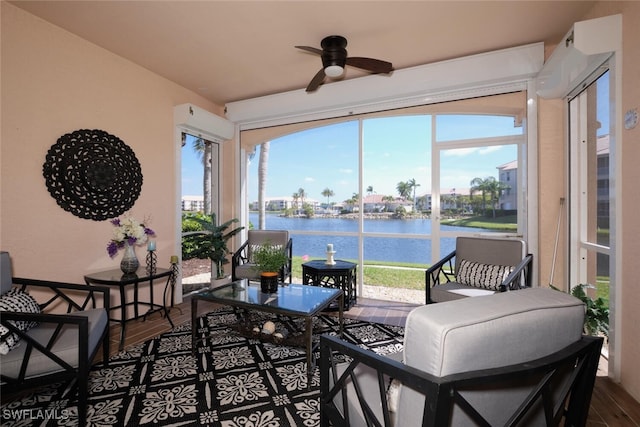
[231,239,250,280]
[320,334,437,427]
[282,238,293,284]
[500,253,533,292]
[320,333,603,427]
[1,311,91,367]
[11,277,110,313]
[425,249,456,304]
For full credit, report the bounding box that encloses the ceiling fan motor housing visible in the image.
[321,35,347,69]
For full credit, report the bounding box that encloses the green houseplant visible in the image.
[552,284,609,340]
[182,213,244,281]
[252,241,289,293]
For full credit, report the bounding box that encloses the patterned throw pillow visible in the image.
[456,259,514,291]
[0,288,41,355]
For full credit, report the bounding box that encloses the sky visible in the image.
[182,71,610,204]
[182,115,522,203]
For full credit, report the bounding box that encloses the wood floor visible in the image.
[106,295,640,427]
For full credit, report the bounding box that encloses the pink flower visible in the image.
[302,255,309,261]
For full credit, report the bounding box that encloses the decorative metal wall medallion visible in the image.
[43,129,143,221]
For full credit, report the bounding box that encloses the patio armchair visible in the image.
[426,236,533,304]
[231,230,293,284]
[0,251,110,427]
[320,287,603,427]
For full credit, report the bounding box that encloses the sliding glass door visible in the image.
[568,69,613,362]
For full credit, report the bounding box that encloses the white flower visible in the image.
[107,214,155,258]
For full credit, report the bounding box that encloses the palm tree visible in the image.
[297,188,306,214]
[485,177,510,218]
[396,181,411,200]
[345,192,360,213]
[382,195,395,212]
[366,185,374,196]
[470,176,509,217]
[408,178,420,212]
[470,177,491,215]
[193,137,212,214]
[292,192,300,215]
[321,188,334,210]
[257,141,270,229]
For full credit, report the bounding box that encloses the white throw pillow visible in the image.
[0,288,41,354]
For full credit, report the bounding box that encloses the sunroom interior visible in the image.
[1,0,639,410]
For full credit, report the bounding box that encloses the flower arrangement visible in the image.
[107,215,155,257]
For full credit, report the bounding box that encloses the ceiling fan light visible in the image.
[324,65,344,78]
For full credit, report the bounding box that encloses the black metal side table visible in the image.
[301,259,357,310]
[84,267,174,350]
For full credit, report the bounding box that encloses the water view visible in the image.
[250,213,494,265]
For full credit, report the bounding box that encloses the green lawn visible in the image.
[441,215,518,231]
[292,257,427,290]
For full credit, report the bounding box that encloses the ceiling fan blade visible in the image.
[306,68,326,92]
[295,45,323,55]
[346,57,393,74]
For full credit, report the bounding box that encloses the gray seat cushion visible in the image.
[0,308,108,380]
[396,287,585,426]
[429,282,495,302]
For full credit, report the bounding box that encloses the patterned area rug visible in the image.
[1,307,404,426]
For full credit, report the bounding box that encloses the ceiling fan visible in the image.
[295,35,393,92]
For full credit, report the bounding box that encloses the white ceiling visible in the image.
[11,1,596,105]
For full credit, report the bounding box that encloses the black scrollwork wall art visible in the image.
[43,129,143,221]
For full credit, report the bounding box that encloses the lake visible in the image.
[249,213,494,265]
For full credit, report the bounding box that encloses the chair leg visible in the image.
[77,376,88,427]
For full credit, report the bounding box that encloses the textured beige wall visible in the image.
[618,2,640,403]
[537,98,566,290]
[0,3,225,289]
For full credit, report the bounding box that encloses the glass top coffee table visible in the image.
[191,280,344,385]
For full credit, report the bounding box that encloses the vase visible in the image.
[120,242,140,274]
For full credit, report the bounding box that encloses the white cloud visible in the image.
[339,168,353,174]
[443,146,503,157]
[478,146,502,155]
[304,177,315,182]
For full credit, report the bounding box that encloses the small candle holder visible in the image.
[146,249,157,274]
[325,250,336,266]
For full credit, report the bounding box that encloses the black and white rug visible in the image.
[1,307,404,426]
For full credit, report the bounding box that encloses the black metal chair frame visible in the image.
[425,252,534,304]
[1,278,110,427]
[320,333,603,427]
[232,237,293,284]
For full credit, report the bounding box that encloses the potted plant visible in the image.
[182,213,244,285]
[252,241,289,293]
[551,284,609,340]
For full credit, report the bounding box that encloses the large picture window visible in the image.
[244,91,528,301]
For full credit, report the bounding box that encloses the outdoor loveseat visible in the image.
[320,287,603,426]
[0,251,110,427]
[426,236,533,304]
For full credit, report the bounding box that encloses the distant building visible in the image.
[250,196,319,212]
[415,188,470,212]
[182,195,204,211]
[361,194,413,213]
[497,160,518,210]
